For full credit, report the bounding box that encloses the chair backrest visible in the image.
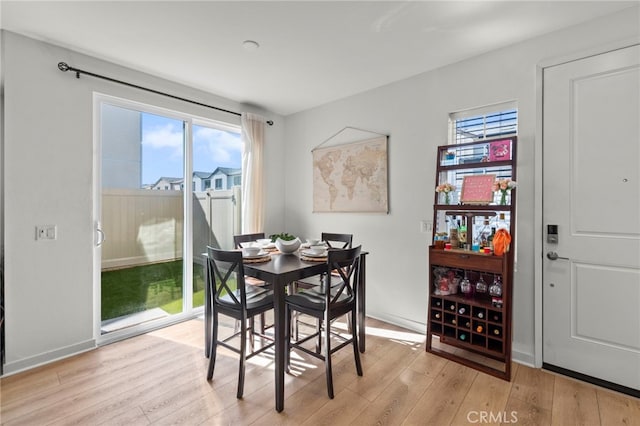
[321,232,353,249]
[233,233,266,249]
[207,246,248,309]
[324,245,361,306]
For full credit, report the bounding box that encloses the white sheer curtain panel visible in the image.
[240,113,266,233]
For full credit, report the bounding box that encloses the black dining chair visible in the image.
[294,233,354,345]
[233,233,267,250]
[297,232,353,287]
[205,246,275,399]
[321,232,353,249]
[233,233,271,335]
[285,245,363,399]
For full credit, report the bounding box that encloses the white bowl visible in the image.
[243,246,261,256]
[308,245,326,255]
[275,237,301,254]
[256,238,272,245]
[239,241,256,248]
[306,238,321,246]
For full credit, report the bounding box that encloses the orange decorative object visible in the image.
[493,229,511,256]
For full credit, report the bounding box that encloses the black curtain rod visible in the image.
[57,62,274,126]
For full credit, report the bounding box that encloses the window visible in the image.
[233,175,241,186]
[448,103,518,183]
[204,179,211,190]
[443,103,518,250]
[450,102,517,145]
[214,177,223,190]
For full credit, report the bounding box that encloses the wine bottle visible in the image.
[488,227,496,251]
[459,217,467,248]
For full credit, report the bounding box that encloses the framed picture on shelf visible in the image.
[461,174,495,204]
[488,139,512,161]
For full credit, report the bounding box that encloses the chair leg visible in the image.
[249,317,255,352]
[260,312,266,334]
[207,313,219,380]
[316,319,322,354]
[289,283,300,341]
[237,317,247,399]
[285,306,292,372]
[351,309,363,376]
[324,315,334,399]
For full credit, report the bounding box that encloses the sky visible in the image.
[141,112,242,185]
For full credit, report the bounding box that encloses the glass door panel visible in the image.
[100,105,185,333]
[191,124,242,308]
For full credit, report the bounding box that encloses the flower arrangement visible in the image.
[435,182,456,204]
[492,179,517,205]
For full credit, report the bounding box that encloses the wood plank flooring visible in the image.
[1,317,639,425]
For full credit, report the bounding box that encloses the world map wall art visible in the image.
[312,135,388,213]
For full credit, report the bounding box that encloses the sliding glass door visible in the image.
[95,95,241,342]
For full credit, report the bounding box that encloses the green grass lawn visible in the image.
[101,260,205,321]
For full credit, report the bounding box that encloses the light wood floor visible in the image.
[1,317,639,425]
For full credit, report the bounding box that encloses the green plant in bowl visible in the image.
[269,232,296,242]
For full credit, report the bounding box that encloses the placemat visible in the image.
[243,255,271,264]
[300,255,327,262]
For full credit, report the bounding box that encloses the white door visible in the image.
[543,45,640,392]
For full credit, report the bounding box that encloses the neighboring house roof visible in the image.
[212,167,241,176]
[152,177,183,186]
[149,170,240,188]
[193,171,211,179]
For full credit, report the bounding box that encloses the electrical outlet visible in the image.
[36,225,57,240]
[420,220,432,233]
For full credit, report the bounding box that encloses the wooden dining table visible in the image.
[203,249,367,412]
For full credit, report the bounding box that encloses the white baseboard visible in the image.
[2,339,96,377]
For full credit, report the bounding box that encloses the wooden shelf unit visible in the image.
[426,136,516,381]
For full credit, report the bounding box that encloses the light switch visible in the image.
[36,225,57,240]
[420,220,432,233]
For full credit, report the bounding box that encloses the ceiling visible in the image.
[1,1,636,116]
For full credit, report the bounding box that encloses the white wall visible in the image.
[1,31,285,374]
[282,8,639,365]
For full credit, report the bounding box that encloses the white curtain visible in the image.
[240,113,266,233]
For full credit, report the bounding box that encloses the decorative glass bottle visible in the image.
[460,272,473,298]
[475,275,487,294]
[489,275,503,297]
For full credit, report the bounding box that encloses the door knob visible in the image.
[546,251,569,261]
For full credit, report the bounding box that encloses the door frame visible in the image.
[534,38,640,368]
